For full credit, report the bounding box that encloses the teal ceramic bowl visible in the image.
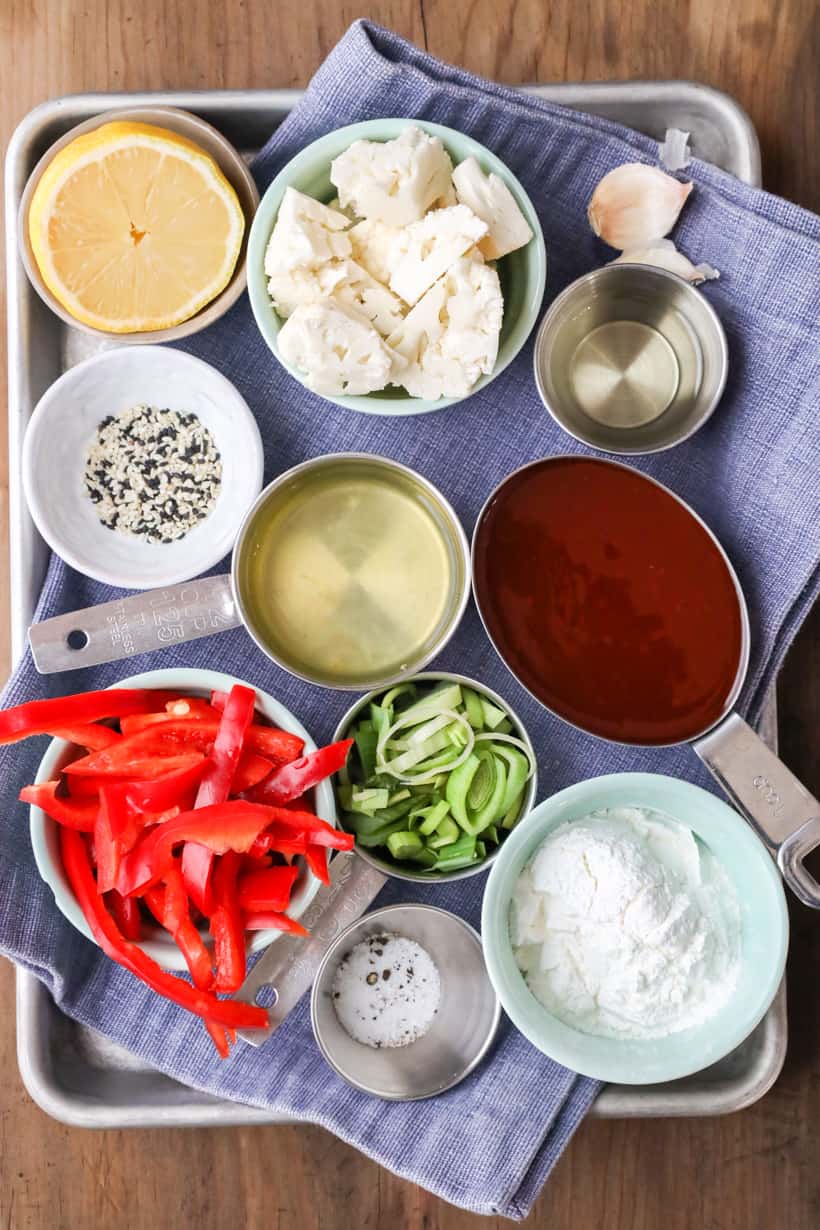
[28,668,336,971]
[247,118,547,415]
[482,773,788,1084]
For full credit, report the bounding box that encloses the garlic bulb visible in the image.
[588,163,693,250]
[611,238,719,284]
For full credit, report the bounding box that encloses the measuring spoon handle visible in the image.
[695,712,820,909]
[28,575,240,673]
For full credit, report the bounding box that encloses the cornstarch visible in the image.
[511,807,741,1040]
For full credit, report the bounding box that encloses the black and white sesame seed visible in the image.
[84,404,222,545]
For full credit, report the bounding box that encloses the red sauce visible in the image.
[473,457,744,745]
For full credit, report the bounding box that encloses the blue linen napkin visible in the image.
[2,19,819,1219]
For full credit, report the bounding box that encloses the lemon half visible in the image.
[28,121,245,333]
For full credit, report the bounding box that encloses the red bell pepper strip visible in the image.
[106,889,142,940]
[64,750,207,780]
[304,845,330,886]
[236,865,299,913]
[196,685,257,806]
[0,689,177,745]
[230,752,273,792]
[247,825,312,856]
[92,758,209,894]
[116,802,278,897]
[95,760,209,895]
[64,747,271,795]
[19,782,98,831]
[247,826,309,858]
[242,911,309,936]
[59,827,268,1030]
[245,740,353,806]
[144,868,214,990]
[95,787,132,894]
[110,759,207,815]
[210,851,246,993]
[120,697,218,733]
[182,685,257,915]
[51,723,121,750]
[268,808,355,849]
[211,693,306,762]
[142,885,167,927]
[68,716,302,766]
[205,1021,231,1059]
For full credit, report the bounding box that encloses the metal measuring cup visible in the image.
[534,264,729,454]
[28,453,471,690]
[472,456,820,909]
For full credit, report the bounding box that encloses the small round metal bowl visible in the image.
[233,457,471,691]
[19,106,259,343]
[27,668,336,971]
[311,903,501,1100]
[332,671,538,882]
[534,263,728,454]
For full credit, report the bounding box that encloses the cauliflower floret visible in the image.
[267,262,349,318]
[264,187,351,275]
[432,183,458,209]
[387,256,503,398]
[349,219,401,286]
[327,195,361,223]
[330,126,453,227]
[452,157,534,260]
[269,258,404,337]
[279,302,397,397]
[333,261,405,335]
[387,204,488,305]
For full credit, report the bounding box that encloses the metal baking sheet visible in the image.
[5,85,782,1127]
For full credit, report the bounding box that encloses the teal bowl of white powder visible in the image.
[481,773,789,1084]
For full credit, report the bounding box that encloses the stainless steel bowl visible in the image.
[534,264,728,454]
[233,455,472,690]
[310,903,501,1100]
[332,671,538,882]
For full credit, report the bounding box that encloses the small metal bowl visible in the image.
[332,671,538,882]
[534,264,728,454]
[234,458,471,691]
[311,904,501,1100]
[19,106,259,343]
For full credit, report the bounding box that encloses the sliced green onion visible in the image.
[428,816,459,848]
[338,680,533,872]
[480,697,508,730]
[462,687,486,729]
[386,830,424,860]
[380,683,417,710]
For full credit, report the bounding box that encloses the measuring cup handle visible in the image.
[28,575,241,674]
[694,712,820,909]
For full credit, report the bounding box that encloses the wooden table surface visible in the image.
[0,3,817,1228]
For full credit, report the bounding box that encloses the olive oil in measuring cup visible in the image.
[234,455,470,688]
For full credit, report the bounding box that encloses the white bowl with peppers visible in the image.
[14,668,353,1058]
[332,672,538,882]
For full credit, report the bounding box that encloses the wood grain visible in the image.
[0,2,817,1228]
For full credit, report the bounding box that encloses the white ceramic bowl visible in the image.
[22,347,264,588]
[27,668,337,971]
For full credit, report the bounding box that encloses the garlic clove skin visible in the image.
[588,163,693,251]
[611,237,720,285]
